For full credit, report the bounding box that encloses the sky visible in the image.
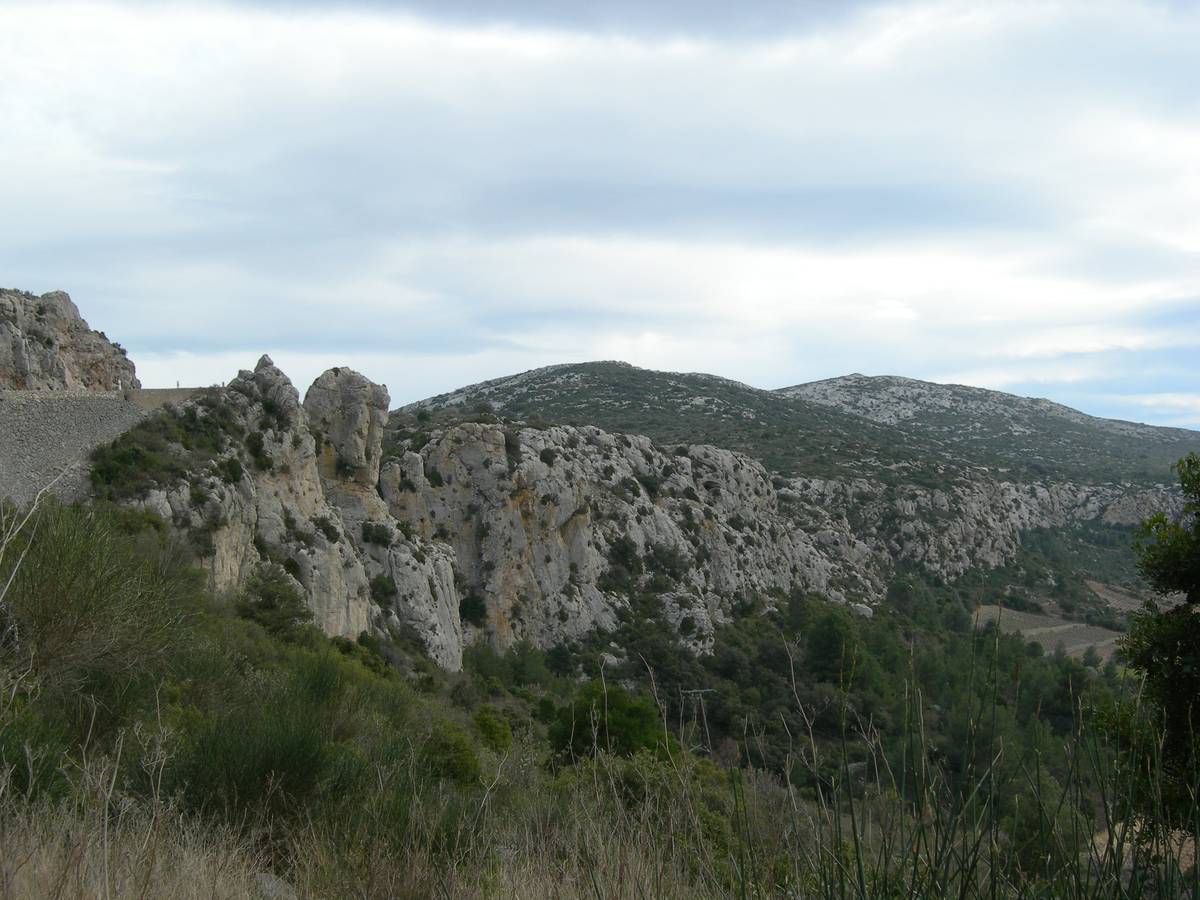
[1,1,1198,427]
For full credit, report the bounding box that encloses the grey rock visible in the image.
[0,289,138,391]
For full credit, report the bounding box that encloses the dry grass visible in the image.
[0,800,266,900]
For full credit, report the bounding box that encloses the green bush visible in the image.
[170,656,340,817]
[472,704,513,753]
[370,573,397,606]
[361,521,393,547]
[235,563,313,637]
[423,719,481,783]
[549,681,667,761]
[0,501,196,735]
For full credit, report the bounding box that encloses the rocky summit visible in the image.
[0,288,138,392]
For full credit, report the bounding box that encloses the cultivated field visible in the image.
[973,604,1123,660]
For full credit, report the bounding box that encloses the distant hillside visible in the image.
[401,361,1198,485]
[779,373,1198,484]
[400,361,959,484]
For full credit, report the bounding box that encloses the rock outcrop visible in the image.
[0,289,138,391]
[380,422,873,654]
[127,358,463,669]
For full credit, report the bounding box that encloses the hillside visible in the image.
[402,361,949,484]
[399,360,1195,649]
[403,361,1198,485]
[3,297,1198,896]
[780,373,1198,483]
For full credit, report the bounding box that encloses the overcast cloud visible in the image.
[1,0,1198,425]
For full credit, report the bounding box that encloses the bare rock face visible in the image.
[379,422,883,654]
[304,368,463,669]
[0,289,139,391]
[304,367,390,487]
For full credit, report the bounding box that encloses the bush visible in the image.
[312,514,340,542]
[473,704,513,753]
[361,521,393,547]
[549,681,666,761]
[370,573,397,606]
[171,656,340,817]
[423,719,481,783]
[0,501,196,722]
[235,563,313,637]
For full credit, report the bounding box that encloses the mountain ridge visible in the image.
[399,360,1197,486]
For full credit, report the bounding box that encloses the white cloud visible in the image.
[0,0,1197,427]
[1107,393,1200,429]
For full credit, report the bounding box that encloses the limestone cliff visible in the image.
[0,289,138,391]
[107,359,1184,671]
[130,358,461,668]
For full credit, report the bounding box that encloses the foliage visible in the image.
[2,494,1196,897]
[235,562,313,637]
[1134,451,1200,603]
[549,680,669,761]
[361,521,393,547]
[90,395,241,500]
[1121,453,1200,814]
[0,501,197,740]
[369,573,397,606]
[472,704,512,753]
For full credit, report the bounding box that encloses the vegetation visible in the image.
[90,393,239,500]
[1,498,1196,897]
[399,361,1197,484]
[1120,451,1200,820]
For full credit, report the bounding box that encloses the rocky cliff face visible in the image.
[380,422,879,654]
[0,289,138,391]
[129,358,462,668]
[62,349,1179,672]
[376,420,1181,658]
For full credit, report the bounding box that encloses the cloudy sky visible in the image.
[2,1,1198,426]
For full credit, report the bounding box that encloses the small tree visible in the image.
[549,680,667,761]
[236,563,313,637]
[1122,452,1200,804]
[1134,452,1200,603]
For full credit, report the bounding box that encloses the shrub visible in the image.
[312,514,340,542]
[539,447,558,466]
[550,681,667,762]
[245,431,272,470]
[370,573,398,606]
[218,455,244,484]
[473,704,513,753]
[235,563,312,637]
[171,660,336,817]
[361,522,393,547]
[0,501,195,716]
[423,720,481,783]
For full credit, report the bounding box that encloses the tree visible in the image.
[1134,451,1200,604]
[236,563,313,637]
[1122,452,1200,787]
[549,680,667,761]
